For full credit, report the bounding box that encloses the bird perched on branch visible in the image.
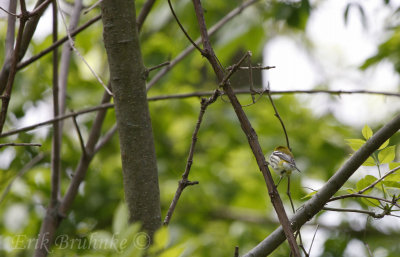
[269,146,301,186]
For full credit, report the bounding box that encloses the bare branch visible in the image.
[0,6,18,17]
[56,0,112,95]
[59,0,83,117]
[328,193,400,208]
[2,88,399,139]
[0,1,29,134]
[0,142,41,148]
[266,84,291,150]
[308,224,319,256]
[322,207,392,219]
[147,0,260,90]
[164,90,220,226]
[83,0,102,15]
[137,0,156,32]
[0,103,113,138]
[191,0,300,254]
[243,114,400,256]
[148,61,171,72]
[93,124,117,154]
[71,114,87,156]
[17,14,102,70]
[50,0,61,208]
[29,0,53,17]
[167,0,203,54]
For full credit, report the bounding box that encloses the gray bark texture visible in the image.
[101,0,161,237]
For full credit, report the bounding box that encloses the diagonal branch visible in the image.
[266,85,291,150]
[147,0,260,90]
[189,0,300,255]
[167,0,203,54]
[17,14,102,70]
[243,113,400,257]
[164,90,220,226]
[0,0,29,134]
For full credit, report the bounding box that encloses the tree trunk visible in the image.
[101,0,161,237]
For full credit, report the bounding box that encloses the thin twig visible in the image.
[328,166,400,207]
[0,6,18,17]
[167,0,203,54]
[58,0,83,118]
[266,84,291,150]
[0,153,44,205]
[137,0,156,32]
[322,207,391,219]
[148,61,171,72]
[29,0,53,17]
[359,165,400,195]
[287,176,296,214]
[0,142,41,148]
[71,114,87,156]
[219,51,251,86]
[83,0,102,15]
[0,0,29,134]
[4,0,17,62]
[56,0,112,95]
[308,224,319,256]
[328,193,400,208]
[2,88,399,138]
[163,90,221,225]
[17,14,102,70]
[226,65,276,71]
[247,52,256,103]
[147,0,260,90]
[190,0,300,255]
[50,0,61,207]
[93,124,117,154]
[0,103,113,138]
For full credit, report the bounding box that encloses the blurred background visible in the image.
[0,0,400,256]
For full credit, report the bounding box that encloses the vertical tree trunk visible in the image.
[101,0,161,237]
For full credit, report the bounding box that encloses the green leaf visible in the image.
[378,139,390,150]
[149,226,169,253]
[362,125,373,140]
[302,191,317,199]
[383,173,400,182]
[356,175,377,192]
[113,202,129,234]
[362,156,376,166]
[345,139,366,151]
[159,244,185,257]
[389,162,400,170]
[360,196,381,207]
[378,146,396,164]
[382,180,400,188]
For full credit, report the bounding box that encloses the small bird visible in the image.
[269,146,301,186]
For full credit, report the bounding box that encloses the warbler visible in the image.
[269,146,301,183]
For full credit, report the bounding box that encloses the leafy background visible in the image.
[0,0,400,256]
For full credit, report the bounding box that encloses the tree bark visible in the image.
[101,0,161,237]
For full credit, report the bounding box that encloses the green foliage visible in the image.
[1,1,400,257]
[361,27,400,72]
[344,124,399,210]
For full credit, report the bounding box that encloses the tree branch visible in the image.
[17,14,102,70]
[243,113,400,256]
[164,90,220,225]
[137,0,156,32]
[147,0,260,90]
[190,0,300,255]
